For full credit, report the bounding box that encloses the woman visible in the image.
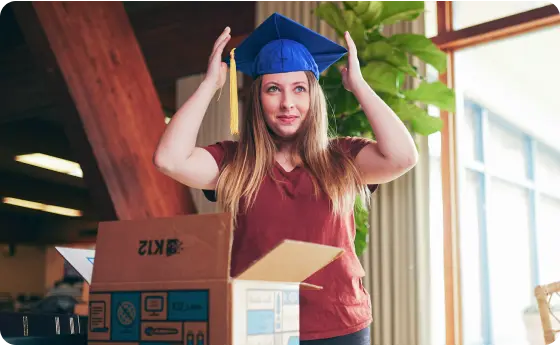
[154,13,418,345]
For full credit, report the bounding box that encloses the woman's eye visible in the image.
[295,86,306,93]
[267,85,279,92]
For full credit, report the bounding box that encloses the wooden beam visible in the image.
[434,4,462,345]
[12,3,118,221]
[15,2,196,220]
[433,4,560,51]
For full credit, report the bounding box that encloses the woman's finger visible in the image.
[210,34,231,64]
[213,27,231,51]
[345,31,357,56]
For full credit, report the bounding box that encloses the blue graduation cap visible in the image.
[227,12,348,134]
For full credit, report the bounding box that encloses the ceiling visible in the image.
[0,1,255,244]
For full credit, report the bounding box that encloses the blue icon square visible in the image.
[111,292,141,341]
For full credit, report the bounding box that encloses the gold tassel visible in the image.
[229,48,239,135]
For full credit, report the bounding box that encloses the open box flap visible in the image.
[55,247,95,285]
[92,213,233,284]
[235,240,343,283]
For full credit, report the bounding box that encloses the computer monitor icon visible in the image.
[144,296,164,316]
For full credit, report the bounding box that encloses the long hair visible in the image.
[216,71,368,221]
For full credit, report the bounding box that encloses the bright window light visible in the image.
[2,197,83,217]
[14,153,83,178]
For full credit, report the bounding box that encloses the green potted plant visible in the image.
[315,1,456,256]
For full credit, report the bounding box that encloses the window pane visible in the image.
[454,26,560,161]
[487,178,532,344]
[536,145,560,197]
[428,59,445,345]
[461,101,482,164]
[537,195,560,284]
[487,120,529,180]
[453,1,551,30]
[460,170,484,345]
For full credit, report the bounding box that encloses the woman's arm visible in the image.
[153,27,231,189]
[341,31,418,184]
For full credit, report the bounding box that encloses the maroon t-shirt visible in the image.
[203,136,378,340]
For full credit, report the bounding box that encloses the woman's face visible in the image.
[260,71,310,139]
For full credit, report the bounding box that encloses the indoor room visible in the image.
[0,1,558,345]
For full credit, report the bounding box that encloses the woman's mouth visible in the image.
[277,115,298,125]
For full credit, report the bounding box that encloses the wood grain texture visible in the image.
[27,1,196,220]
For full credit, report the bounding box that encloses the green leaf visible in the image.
[382,95,425,121]
[315,3,348,36]
[343,10,367,47]
[361,61,401,95]
[411,113,443,136]
[377,1,424,25]
[361,41,417,76]
[344,1,384,29]
[388,34,447,73]
[353,199,370,257]
[322,67,360,115]
[403,81,456,111]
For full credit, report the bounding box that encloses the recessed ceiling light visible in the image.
[2,197,83,217]
[14,153,83,178]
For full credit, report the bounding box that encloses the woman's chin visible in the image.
[271,127,300,139]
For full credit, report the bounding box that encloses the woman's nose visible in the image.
[281,94,294,110]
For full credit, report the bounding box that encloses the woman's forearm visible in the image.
[353,80,418,167]
[153,79,217,170]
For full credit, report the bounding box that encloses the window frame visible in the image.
[431,2,560,344]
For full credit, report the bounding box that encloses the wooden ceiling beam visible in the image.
[12,2,118,221]
[14,1,197,220]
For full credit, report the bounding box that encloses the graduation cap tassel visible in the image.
[229,48,239,135]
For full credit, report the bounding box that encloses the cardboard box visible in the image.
[58,213,343,345]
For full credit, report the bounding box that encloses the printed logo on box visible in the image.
[111,292,141,341]
[138,239,183,257]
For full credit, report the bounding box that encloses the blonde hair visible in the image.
[216,71,368,221]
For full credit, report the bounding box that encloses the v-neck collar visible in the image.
[274,160,301,174]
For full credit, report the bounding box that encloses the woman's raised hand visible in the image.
[204,27,231,92]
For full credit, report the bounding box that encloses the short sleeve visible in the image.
[201,140,238,202]
[332,136,379,193]
[203,140,238,171]
[332,136,374,159]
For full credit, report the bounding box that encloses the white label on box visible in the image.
[232,280,300,345]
